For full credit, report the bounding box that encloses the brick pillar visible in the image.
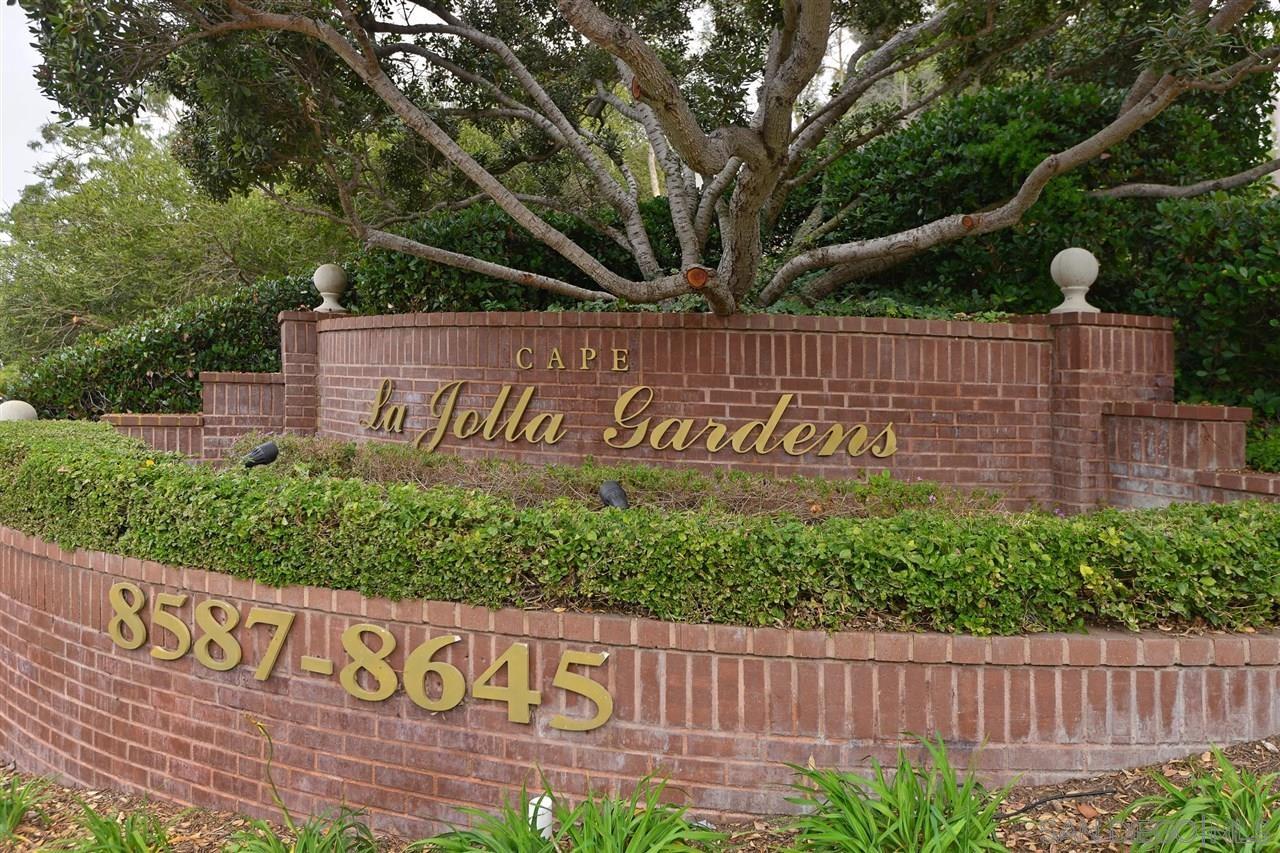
[1048,313,1175,512]
[279,311,320,435]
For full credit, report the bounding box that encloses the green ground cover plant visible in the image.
[227,434,999,520]
[51,806,172,852]
[0,777,49,840]
[1116,749,1280,852]
[786,736,1010,852]
[226,810,378,853]
[417,777,722,852]
[3,421,1280,635]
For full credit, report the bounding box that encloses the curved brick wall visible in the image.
[2,527,1277,837]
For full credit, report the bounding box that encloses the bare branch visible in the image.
[789,5,955,167]
[557,0,733,174]
[365,228,614,302]
[1092,157,1280,198]
[694,157,740,249]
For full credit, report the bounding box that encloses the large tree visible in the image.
[18,0,1279,314]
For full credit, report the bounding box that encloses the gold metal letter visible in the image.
[603,386,653,449]
[515,347,533,370]
[579,347,597,370]
[546,348,565,370]
[611,349,629,372]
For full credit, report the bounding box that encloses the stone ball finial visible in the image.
[0,400,38,421]
[313,263,350,314]
[1050,248,1100,314]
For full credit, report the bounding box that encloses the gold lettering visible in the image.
[870,423,898,458]
[452,409,483,439]
[649,417,697,451]
[518,412,566,445]
[359,378,405,433]
[547,348,565,370]
[603,386,653,449]
[579,347,597,370]
[414,380,464,452]
[611,349,629,372]
[729,394,793,454]
[515,347,533,370]
[780,423,819,456]
[504,387,536,441]
[482,386,514,439]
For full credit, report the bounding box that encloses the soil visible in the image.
[4,737,1280,851]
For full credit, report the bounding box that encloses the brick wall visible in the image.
[1104,402,1279,507]
[100,414,204,458]
[100,309,1277,509]
[316,312,1073,507]
[199,372,285,461]
[3,526,1278,838]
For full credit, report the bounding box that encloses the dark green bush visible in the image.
[1247,423,1280,474]
[3,421,1279,635]
[809,81,1280,414]
[0,276,317,419]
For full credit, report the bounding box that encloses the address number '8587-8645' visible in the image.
[106,581,613,732]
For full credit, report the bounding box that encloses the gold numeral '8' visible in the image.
[194,599,242,671]
[107,582,147,650]
[340,623,398,701]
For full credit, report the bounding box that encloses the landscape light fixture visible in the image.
[599,480,630,509]
[243,441,279,469]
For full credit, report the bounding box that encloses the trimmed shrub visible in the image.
[1247,422,1280,474]
[0,276,316,419]
[2,421,1279,635]
[809,81,1280,414]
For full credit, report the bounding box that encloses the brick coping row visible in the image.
[4,523,1273,668]
[1102,401,1253,423]
[1197,470,1280,496]
[307,310,1065,339]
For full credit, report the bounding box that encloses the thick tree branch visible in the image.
[365,228,614,302]
[760,75,1189,304]
[556,0,733,174]
[1092,157,1280,198]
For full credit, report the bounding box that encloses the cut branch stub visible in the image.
[684,266,712,290]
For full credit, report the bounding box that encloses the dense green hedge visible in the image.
[811,81,1280,415]
[0,276,317,418]
[3,421,1279,635]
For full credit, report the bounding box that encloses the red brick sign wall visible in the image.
[3,526,1277,837]
[103,310,1276,510]
[313,312,1174,510]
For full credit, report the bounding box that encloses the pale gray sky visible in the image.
[1,9,63,210]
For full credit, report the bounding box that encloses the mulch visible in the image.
[3,737,1279,851]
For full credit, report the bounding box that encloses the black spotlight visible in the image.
[243,441,279,469]
[599,480,629,509]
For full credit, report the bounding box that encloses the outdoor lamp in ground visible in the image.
[243,441,279,468]
[313,263,349,314]
[599,480,630,508]
[1050,248,1100,314]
